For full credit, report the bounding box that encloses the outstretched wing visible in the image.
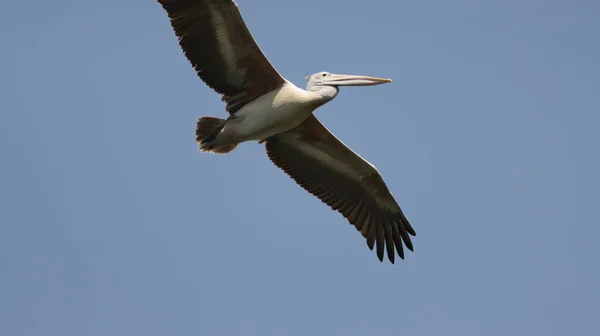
[265,115,415,263]
[158,0,286,113]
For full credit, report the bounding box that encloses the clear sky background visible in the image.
[1,0,599,335]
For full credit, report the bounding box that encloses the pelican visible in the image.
[157,0,416,263]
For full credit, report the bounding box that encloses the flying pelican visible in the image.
[157,0,416,263]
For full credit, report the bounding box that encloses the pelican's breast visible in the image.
[231,82,323,141]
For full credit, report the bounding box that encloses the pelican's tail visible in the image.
[195,117,239,154]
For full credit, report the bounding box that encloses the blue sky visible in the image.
[1,0,599,335]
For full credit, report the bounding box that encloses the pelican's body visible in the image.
[218,81,323,145]
[158,0,416,264]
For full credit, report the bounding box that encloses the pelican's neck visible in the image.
[306,83,339,104]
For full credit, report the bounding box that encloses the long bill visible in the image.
[320,74,392,86]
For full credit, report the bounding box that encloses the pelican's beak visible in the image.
[321,74,392,86]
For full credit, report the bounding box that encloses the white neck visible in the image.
[306,83,339,104]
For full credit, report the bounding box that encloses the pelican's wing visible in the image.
[265,115,415,263]
[158,0,286,114]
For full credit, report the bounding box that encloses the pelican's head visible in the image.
[306,71,392,87]
[305,71,392,103]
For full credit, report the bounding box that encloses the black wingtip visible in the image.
[367,239,375,251]
[388,253,395,264]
